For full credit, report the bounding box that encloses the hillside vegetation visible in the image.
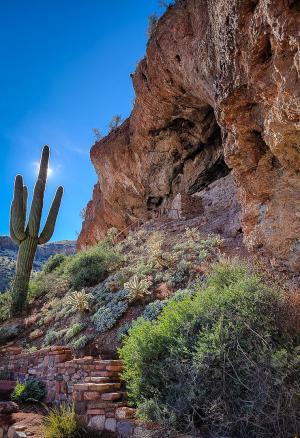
[0,224,299,437]
[0,237,76,293]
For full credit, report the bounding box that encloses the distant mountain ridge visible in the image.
[0,236,76,292]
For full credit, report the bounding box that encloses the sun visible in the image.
[33,162,54,178]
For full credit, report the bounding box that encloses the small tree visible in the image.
[108,115,122,133]
[147,14,158,38]
[92,128,102,141]
[80,207,87,221]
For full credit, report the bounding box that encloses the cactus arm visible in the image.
[27,145,49,238]
[38,186,63,244]
[11,175,26,242]
[10,201,20,244]
[23,185,28,222]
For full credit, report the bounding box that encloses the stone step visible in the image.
[101,392,123,401]
[84,376,111,383]
[73,382,121,393]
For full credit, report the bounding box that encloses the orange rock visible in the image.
[77,0,300,271]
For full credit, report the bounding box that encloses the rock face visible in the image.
[0,237,76,292]
[78,0,300,271]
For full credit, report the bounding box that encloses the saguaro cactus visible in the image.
[10,145,63,316]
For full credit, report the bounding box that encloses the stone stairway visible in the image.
[72,359,133,433]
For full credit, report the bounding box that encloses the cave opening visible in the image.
[147,196,163,211]
[188,155,230,194]
[186,106,230,194]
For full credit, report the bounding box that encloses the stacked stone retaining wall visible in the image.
[0,346,136,435]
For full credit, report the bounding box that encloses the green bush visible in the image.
[0,291,11,323]
[142,300,167,321]
[91,282,128,334]
[43,254,67,274]
[65,323,85,341]
[28,271,70,301]
[0,323,22,345]
[43,328,67,346]
[43,404,78,438]
[119,261,300,437]
[11,379,46,403]
[64,241,122,289]
[71,335,90,351]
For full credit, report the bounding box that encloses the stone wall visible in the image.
[0,346,135,435]
[168,193,204,220]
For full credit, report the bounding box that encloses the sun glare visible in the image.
[33,162,54,178]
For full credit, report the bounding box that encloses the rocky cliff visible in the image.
[0,237,76,292]
[78,0,300,271]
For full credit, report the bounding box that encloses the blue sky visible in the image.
[0,0,161,241]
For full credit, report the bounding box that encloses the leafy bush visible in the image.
[43,254,67,274]
[0,323,22,345]
[11,379,46,403]
[142,300,167,321]
[64,241,122,289]
[71,335,90,351]
[0,291,11,323]
[117,322,133,342]
[43,328,66,346]
[147,14,158,37]
[28,271,70,301]
[43,404,78,438]
[91,283,128,333]
[120,261,300,437]
[65,323,85,341]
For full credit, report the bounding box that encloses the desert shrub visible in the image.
[43,328,67,346]
[117,322,133,342]
[28,271,70,301]
[43,403,78,438]
[71,335,90,351]
[91,284,128,333]
[147,13,158,37]
[120,261,300,437]
[66,290,92,312]
[65,323,85,341]
[142,300,167,321]
[108,115,122,133]
[0,323,22,345]
[0,291,11,323]
[11,379,46,403]
[43,254,67,274]
[105,272,126,292]
[64,241,122,289]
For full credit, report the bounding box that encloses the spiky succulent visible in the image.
[66,289,91,312]
[185,227,201,243]
[124,275,152,302]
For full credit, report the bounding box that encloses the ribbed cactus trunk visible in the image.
[10,145,63,316]
[12,237,38,315]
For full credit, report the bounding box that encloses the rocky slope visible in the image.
[78,0,300,272]
[0,237,76,292]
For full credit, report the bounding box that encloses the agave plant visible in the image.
[66,289,91,312]
[124,275,152,302]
